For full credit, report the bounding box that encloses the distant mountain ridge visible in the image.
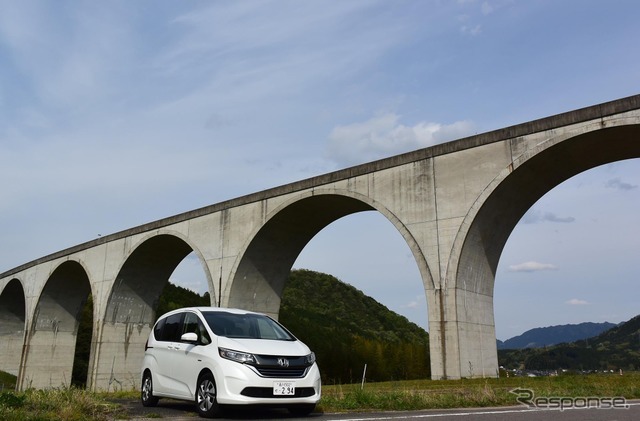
[497,322,617,349]
[498,315,640,371]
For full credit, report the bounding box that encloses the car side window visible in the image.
[198,318,211,345]
[183,312,199,336]
[199,320,212,345]
[161,312,184,342]
[153,317,166,340]
[182,312,212,345]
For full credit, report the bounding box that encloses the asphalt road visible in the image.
[116,399,640,421]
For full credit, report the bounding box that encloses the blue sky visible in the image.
[0,0,638,340]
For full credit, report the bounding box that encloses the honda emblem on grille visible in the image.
[277,358,290,367]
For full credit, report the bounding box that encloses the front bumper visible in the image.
[214,361,321,405]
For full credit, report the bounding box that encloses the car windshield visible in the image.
[202,311,295,341]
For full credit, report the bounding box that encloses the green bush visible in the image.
[0,392,25,408]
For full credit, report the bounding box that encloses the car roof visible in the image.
[158,306,264,319]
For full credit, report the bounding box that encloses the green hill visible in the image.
[499,315,640,372]
[279,269,430,383]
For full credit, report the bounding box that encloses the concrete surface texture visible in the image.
[1,95,639,391]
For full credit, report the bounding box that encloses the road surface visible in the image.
[115,398,640,421]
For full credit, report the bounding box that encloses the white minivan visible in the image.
[140,307,321,418]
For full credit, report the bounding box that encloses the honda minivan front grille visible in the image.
[253,366,309,378]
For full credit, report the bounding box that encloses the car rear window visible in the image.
[159,312,184,342]
[153,317,166,340]
[202,311,295,341]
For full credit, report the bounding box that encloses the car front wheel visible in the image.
[141,371,159,407]
[195,372,221,418]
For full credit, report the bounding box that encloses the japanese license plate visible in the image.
[273,381,295,396]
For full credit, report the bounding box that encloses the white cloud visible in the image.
[481,2,495,15]
[326,113,474,167]
[566,298,589,306]
[461,24,482,36]
[156,1,411,105]
[521,209,575,224]
[456,0,496,35]
[605,177,637,191]
[402,300,419,309]
[508,261,558,272]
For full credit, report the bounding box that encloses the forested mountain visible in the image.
[497,322,617,349]
[499,315,640,371]
[279,269,430,383]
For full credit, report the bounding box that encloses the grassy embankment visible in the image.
[1,371,639,420]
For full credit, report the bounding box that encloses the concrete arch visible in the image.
[227,190,435,319]
[93,231,209,391]
[19,260,91,389]
[104,232,208,326]
[442,123,640,379]
[455,123,640,296]
[0,278,26,380]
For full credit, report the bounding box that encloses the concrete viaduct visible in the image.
[1,95,639,391]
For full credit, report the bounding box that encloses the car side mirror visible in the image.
[181,332,199,343]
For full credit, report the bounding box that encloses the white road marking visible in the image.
[326,402,640,420]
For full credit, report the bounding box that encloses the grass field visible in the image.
[318,372,640,412]
[0,371,638,420]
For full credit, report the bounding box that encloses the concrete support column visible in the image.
[426,288,452,379]
[0,280,25,379]
[0,331,23,377]
[91,322,150,391]
[452,287,498,378]
[426,287,498,379]
[18,329,78,389]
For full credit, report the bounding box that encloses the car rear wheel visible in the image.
[141,371,159,407]
[195,372,221,418]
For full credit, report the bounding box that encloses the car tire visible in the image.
[195,372,221,418]
[288,403,316,416]
[141,371,159,407]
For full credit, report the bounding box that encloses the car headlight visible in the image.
[305,352,316,365]
[219,347,257,364]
